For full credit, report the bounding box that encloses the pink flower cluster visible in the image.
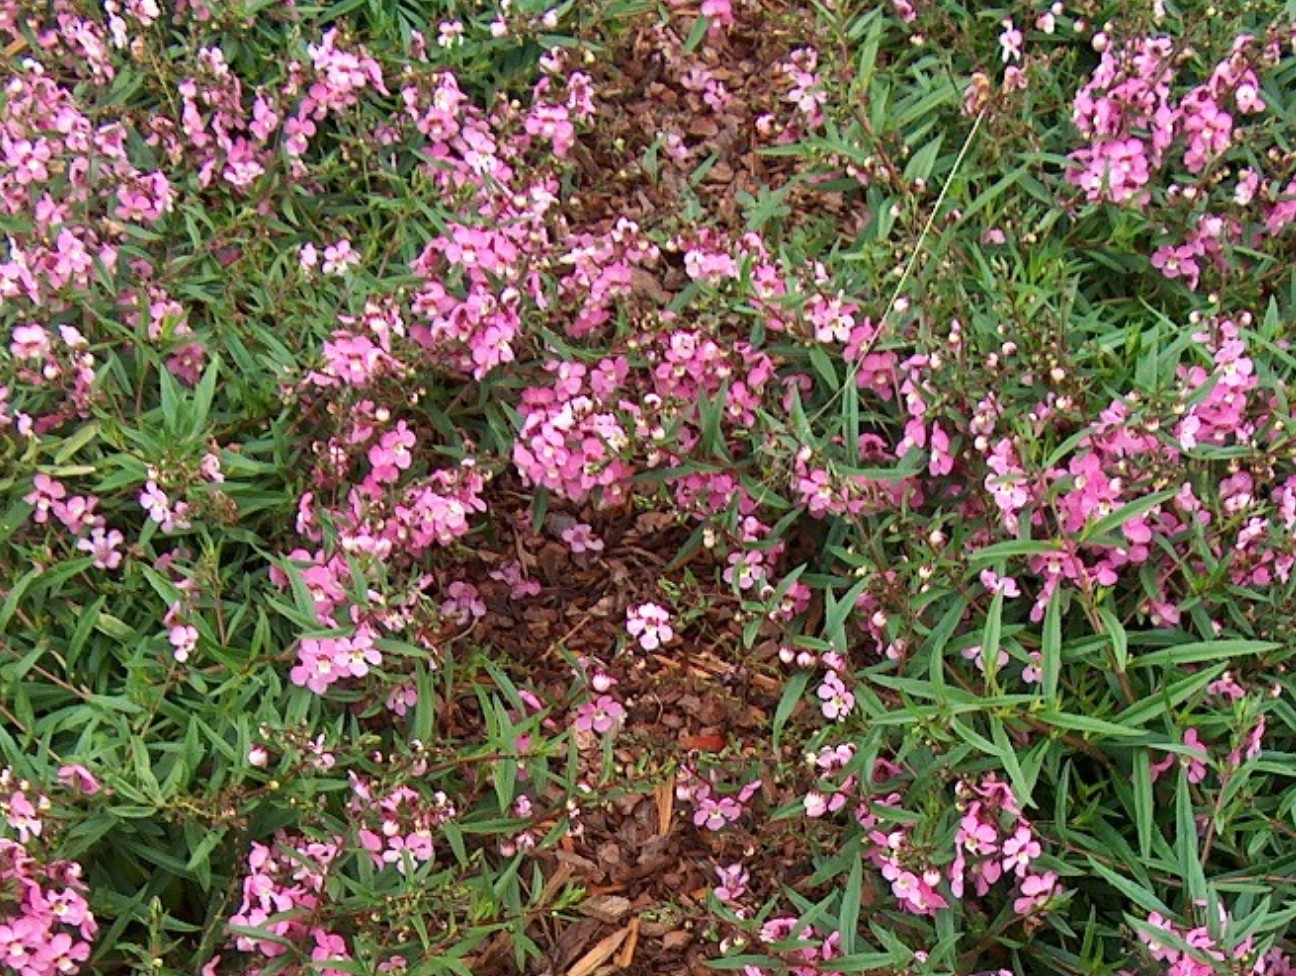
[815,652,855,722]
[352,777,456,875]
[0,839,96,976]
[804,760,1058,920]
[23,474,124,570]
[514,358,638,504]
[792,436,918,521]
[0,767,96,976]
[289,628,382,694]
[1140,909,1296,975]
[741,917,842,976]
[947,778,1057,916]
[1065,31,1296,290]
[226,832,350,974]
[276,438,489,695]
[781,48,827,128]
[676,766,761,832]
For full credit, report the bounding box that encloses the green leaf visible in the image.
[1130,639,1279,669]
[1096,605,1129,673]
[1176,768,1207,904]
[1041,589,1061,701]
[808,344,840,392]
[980,591,1004,685]
[190,354,221,433]
[839,856,863,954]
[1036,710,1147,739]
[968,540,1060,567]
[773,671,810,749]
[1079,489,1176,543]
[1132,748,1155,860]
[1086,858,1172,916]
[990,716,1034,807]
[920,596,966,693]
[682,13,710,53]
[1116,666,1227,727]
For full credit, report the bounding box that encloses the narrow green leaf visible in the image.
[1096,605,1129,673]
[1130,639,1279,669]
[840,856,862,955]
[1079,489,1176,543]
[1132,748,1154,860]
[773,671,810,749]
[1042,590,1061,701]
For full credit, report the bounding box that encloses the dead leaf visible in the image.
[679,733,726,752]
[661,930,692,950]
[577,894,632,924]
[628,267,671,305]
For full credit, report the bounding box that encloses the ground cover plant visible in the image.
[4,0,1296,973]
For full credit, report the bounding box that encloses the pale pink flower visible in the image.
[626,602,673,651]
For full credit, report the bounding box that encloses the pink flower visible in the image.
[700,0,734,26]
[57,764,102,795]
[368,421,416,483]
[694,795,741,831]
[573,695,625,734]
[804,791,829,818]
[979,568,1020,598]
[441,581,486,623]
[714,863,749,901]
[1001,825,1041,875]
[1182,728,1210,783]
[626,602,673,651]
[322,239,358,276]
[10,323,50,360]
[928,422,954,476]
[561,522,604,554]
[77,526,125,570]
[817,671,855,721]
[386,683,418,717]
[169,624,199,663]
[5,790,43,842]
[24,473,66,524]
[1012,871,1058,914]
[999,21,1024,63]
[36,932,90,974]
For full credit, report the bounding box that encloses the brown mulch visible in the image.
[449,2,867,970]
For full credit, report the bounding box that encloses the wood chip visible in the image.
[655,781,674,836]
[563,925,630,976]
[615,917,640,969]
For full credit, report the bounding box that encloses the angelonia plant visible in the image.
[3,0,1296,974]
